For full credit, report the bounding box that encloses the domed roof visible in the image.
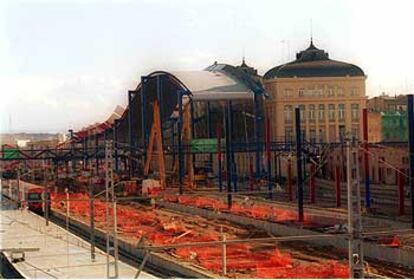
[264,40,365,79]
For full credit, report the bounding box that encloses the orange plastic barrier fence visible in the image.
[165,194,310,223]
[50,192,348,278]
[257,261,349,278]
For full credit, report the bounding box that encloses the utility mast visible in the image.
[105,140,119,278]
[346,138,364,278]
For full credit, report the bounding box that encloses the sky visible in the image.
[1,0,414,133]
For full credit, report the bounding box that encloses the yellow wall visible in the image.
[264,76,367,142]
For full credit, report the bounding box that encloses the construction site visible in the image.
[1,60,414,279]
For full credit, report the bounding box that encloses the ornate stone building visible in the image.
[263,40,367,143]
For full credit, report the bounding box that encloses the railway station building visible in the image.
[263,40,367,143]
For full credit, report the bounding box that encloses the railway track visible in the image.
[3,187,413,279]
[1,194,190,279]
[47,212,190,278]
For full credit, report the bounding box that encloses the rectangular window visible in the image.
[285,127,293,142]
[284,105,293,122]
[351,87,358,96]
[309,128,316,143]
[339,125,346,141]
[352,124,360,139]
[328,104,335,121]
[284,89,292,98]
[309,105,315,122]
[318,85,324,97]
[301,129,306,140]
[351,104,360,121]
[327,87,334,97]
[298,105,305,122]
[319,104,325,121]
[319,128,326,143]
[298,88,305,97]
[338,104,345,121]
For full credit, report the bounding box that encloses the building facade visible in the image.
[263,40,366,143]
[367,94,407,113]
[367,95,408,142]
[381,111,408,142]
[367,112,382,143]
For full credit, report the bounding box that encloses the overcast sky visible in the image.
[1,0,414,133]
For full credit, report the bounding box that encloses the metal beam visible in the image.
[253,92,261,179]
[128,90,134,175]
[141,76,147,154]
[295,107,304,222]
[177,90,184,195]
[407,94,414,229]
[225,101,232,208]
[113,120,119,172]
[362,108,371,208]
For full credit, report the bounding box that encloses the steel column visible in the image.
[128,90,134,175]
[69,129,74,172]
[287,158,292,201]
[225,101,232,208]
[141,76,147,153]
[309,163,316,204]
[295,107,304,222]
[95,133,99,175]
[398,168,405,215]
[249,160,254,192]
[172,120,176,165]
[207,102,213,167]
[177,90,184,195]
[266,118,272,199]
[113,120,119,172]
[407,94,414,229]
[156,76,164,144]
[217,123,223,192]
[362,108,371,208]
[253,92,261,179]
[190,101,196,171]
[228,101,237,193]
[83,136,88,169]
[278,156,281,182]
[88,173,96,261]
[103,129,107,143]
[335,165,341,207]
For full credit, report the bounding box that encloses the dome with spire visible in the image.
[264,40,365,79]
[237,57,258,76]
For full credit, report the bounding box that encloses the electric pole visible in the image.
[346,138,364,278]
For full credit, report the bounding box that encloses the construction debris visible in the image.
[50,191,349,278]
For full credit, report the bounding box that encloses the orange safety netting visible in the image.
[51,191,348,278]
[165,194,310,223]
[176,243,259,273]
[378,235,401,248]
[257,261,349,278]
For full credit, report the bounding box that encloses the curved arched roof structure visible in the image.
[64,62,271,182]
[116,63,266,136]
[132,63,266,101]
[73,63,267,155]
[264,40,365,79]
